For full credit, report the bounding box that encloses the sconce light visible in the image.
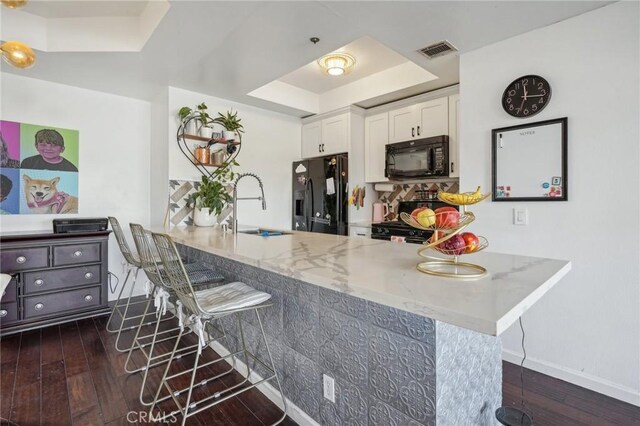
[317,53,356,76]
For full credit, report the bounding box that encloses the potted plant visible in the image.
[178,103,212,136]
[189,165,236,226]
[213,109,244,141]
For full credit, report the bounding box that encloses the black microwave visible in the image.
[385,135,449,180]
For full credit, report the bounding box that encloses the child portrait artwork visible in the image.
[0,120,79,215]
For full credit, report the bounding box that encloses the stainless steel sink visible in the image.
[238,229,291,236]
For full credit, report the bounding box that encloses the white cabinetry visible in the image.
[416,97,449,138]
[301,113,349,158]
[321,113,349,156]
[448,94,460,178]
[388,97,448,143]
[349,225,371,238]
[301,121,322,159]
[364,112,389,183]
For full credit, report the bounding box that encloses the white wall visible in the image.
[150,88,169,226]
[0,73,152,300]
[459,2,639,405]
[168,87,301,230]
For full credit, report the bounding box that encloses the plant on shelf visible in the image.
[213,109,244,141]
[189,161,237,227]
[178,102,212,136]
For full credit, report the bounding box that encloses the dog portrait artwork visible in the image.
[22,174,78,214]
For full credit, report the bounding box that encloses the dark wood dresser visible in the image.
[0,230,111,335]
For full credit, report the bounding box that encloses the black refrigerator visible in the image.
[292,154,348,235]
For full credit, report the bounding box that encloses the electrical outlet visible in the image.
[323,374,335,403]
[513,208,528,225]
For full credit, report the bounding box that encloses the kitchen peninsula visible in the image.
[163,226,571,425]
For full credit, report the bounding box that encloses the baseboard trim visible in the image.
[210,341,320,426]
[502,349,640,407]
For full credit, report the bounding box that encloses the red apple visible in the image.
[460,232,480,253]
[438,234,466,255]
[434,207,460,228]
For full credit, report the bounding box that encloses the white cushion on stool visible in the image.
[195,281,271,314]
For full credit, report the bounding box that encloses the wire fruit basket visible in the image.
[400,187,491,278]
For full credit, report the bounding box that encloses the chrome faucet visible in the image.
[232,173,266,234]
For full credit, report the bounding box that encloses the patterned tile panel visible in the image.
[319,287,368,320]
[368,325,436,424]
[435,321,502,425]
[319,309,368,390]
[368,397,423,426]
[283,294,319,362]
[320,376,368,426]
[283,346,321,422]
[367,301,436,345]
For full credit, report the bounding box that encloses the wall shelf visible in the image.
[183,133,241,146]
[177,116,242,180]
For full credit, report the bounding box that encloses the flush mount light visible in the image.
[1,41,36,69]
[317,53,355,76]
[1,0,27,8]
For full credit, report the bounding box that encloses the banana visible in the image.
[437,186,485,205]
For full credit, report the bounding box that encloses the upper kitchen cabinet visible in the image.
[301,121,323,159]
[364,112,389,183]
[362,86,459,183]
[389,97,449,143]
[448,94,460,178]
[301,111,350,158]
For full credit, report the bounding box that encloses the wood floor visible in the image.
[1,313,639,425]
[502,361,640,425]
[0,313,295,426]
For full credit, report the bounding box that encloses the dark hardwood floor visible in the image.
[0,311,295,426]
[503,361,640,426]
[1,311,639,425]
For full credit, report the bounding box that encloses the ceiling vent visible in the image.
[418,41,457,59]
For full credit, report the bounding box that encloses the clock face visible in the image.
[502,75,551,118]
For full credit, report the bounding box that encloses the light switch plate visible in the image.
[323,374,335,402]
[513,208,528,225]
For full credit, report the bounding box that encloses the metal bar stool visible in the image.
[149,232,287,426]
[106,216,146,350]
[126,224,229,405]
[108,217,226,353]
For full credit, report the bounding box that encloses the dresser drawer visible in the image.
[0,302,19,326]
[24,265,101,295]
[1,276,18,302]
[53,243,101,266]
[1,247,49,272]
[23,286,101,319]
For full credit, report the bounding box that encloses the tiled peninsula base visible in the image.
[178,244,502,426]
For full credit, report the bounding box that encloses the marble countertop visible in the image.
[158,226,571,336]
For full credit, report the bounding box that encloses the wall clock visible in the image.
[502,75,551,118]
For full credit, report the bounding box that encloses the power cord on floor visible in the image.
[519,317,533,421]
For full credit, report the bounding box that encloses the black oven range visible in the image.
[371,200,451,244]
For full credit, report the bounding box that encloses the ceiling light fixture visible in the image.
[317,53,355,76]
[1,1,35,69]
[0,41,36,69]
[1,0,27,9]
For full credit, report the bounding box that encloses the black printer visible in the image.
[53,217,109,233]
